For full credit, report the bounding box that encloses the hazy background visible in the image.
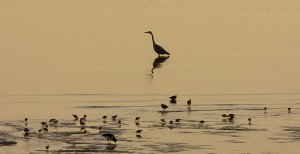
[1,0,300,95]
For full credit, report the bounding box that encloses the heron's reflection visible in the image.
[149,56,169,78]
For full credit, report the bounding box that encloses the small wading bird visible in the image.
[169,95,177,100]
[72,114,78,121]
[187,99,191,106]
[103,133,117,144]
[45,145,49,151]
[161,104,168,111]
[248,118,252,125]
[288,107,291,113]
[199,120,205,126]
[145,31,170,56]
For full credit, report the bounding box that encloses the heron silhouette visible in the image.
[145,31,170,56]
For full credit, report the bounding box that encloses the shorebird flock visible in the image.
[21,94,293,152]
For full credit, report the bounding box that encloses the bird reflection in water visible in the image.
[105,144,117,151]
[149,56,169,78]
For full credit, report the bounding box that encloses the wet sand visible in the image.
[0,94,299,153]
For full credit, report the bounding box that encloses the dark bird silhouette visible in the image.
[264,107,267,113]
[288,107,291,113]
[187,99,191,105]
[24,118,28,122]
[248,118,252,125]
[103,133,117,144]
[45,145,49,151]
[136,129,143,134]
[169,95,177,100]
[221,114,228,118]
[135,117,141,121]
[199,120,205,126]
[41,122,47,125]
[112,115,118,121]
[49,119,56,124]
[72,114,78,121]
[24,128,30,133]
[161,104,168,110]
[175,119,181,123]
[117,120,122,124]
[145,31,170,56]
[160,119,166,123]
[102,115,107,120]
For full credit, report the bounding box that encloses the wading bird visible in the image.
[103,133,117,144]
[145,31,170,56]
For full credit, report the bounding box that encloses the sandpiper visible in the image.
[161,104,168,110]
[136,129,143,134]
[24,128,30,133]
[175,119,181,123]
[199,120,205,126]
[187,99,191,105]
[264,107,267,113]
[73,114,78,121]
[248,118,252,125]
[288,107,291,113]
[103,133,117,144]
[118,120,122,124]
[49,119,56,124]
[221,114,228,118]
[169,95,177,100]
[45,145,49,151]
[111,115,118,121]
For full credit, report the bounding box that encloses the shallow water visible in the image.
[1,0,300,153]
[0,94,299,153]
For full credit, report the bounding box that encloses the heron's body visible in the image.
[145,31,170,56]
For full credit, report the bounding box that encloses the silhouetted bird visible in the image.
[102,116,107,120]
[41,122,47,126]
[160,119,166,123]
[112,115,118,121]
[103,133,117,144]
[135,117,141,121]
[199,120,205,126]
[145,31,170,56]
[228,114,235,122]
[118,120,122,124]
[169,95,177,100]
[24,128,30,133]
[264,107,267,113]
[187,99,191,105]
[221,114,228,118]
[175,119,181,123]
[136,129,143,134]
[49,119,56,124]
[38,129,42,133]
[24,118,28,122]
[72,114,78,121]
[45,145,49,151]
[248,118,252,125]
[288,107,291,113]
[43,128,48,132]
[161,104,168,110]
[53,120,58,125]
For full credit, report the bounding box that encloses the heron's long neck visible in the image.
[150,33,155,45]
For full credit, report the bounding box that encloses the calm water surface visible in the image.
[1,0,300,153]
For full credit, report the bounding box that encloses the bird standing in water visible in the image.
[187,99,191,106]
[145,31,170,56]
[103,133,117,144]
[161,104,169,111]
